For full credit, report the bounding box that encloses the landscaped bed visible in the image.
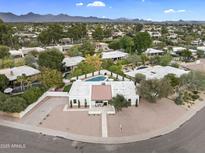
[0,86,47,113]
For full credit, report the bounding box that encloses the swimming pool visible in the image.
[85,75,107,82]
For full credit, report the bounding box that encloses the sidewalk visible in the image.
[0,99,204,144]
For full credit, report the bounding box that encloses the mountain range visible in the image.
[0,12,204,24]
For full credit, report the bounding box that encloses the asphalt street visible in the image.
[1,107,205,152]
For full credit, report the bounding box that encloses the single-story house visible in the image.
[0,65,40,85]
[125,65,189,80]
[148,31,161,38]
[68,81,139,108]
[95,42,110,52]
[21,47,45,55]
[9,50,24,58]
[197,46,205,52]
[101,50,128,61]
[63,56,85,71]
[145,48,165,57]
[172,47,186,54]
[46,45,74,53]
[60,38,73,45]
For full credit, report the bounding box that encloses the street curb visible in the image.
[0,100,204,144]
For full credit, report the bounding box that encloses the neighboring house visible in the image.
[46,45,74,54]
[197,46,205,53]
[125,65,189,80]
[145,48,165,57]
[112,31,125,37]
[153,40,162,45]
[148,31,161,38]
[0,65,40,86]
[63,56,85,72]
[14,33,37,38]
[21,47,45,56]
[101,50,128,61]
[68,80,139,108]
[60,38,73,45]
[189,49,198,56]
[191,39,203,46]
[95,42,110,52]
[167,33,178,39]
[9,50,24,58]
[171,47,186,56]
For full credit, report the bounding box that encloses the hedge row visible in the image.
[0,87,46,113]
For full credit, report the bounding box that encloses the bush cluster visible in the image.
[0,87,46,113]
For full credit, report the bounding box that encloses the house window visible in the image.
[73,99,77,104]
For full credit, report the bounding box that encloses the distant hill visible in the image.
[0,12,205,24]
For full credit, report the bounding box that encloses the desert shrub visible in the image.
[1,97,27,113]
[22,87,46,105]
[175,93,184,105]
[191,94,200,100]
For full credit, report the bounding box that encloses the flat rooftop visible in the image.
[101,50,128,59]
[0,65,40,81]
[63,56,85,67]
[69,81,138,101]
[125,65,189,80]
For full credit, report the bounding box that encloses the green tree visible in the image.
[16,74,27,91]
[38,24,64,45]
[164,74,180,88]
[67,24,87,41]
[22,87,46,105]
[0,22,19,48]
[133,24,143,33]
[85,54,102,70]
[0,45,10,59]
[120,36,134,53]
[134,73,146,84]
[109,95,129,112]
[1,97,27,113]
[159,54,172,66]
[71,62,96,77]
[197,50,205,58]
[140,54,149,65]
[0,74,9,92]
[180,71,205,91]
[0,92,8,102]
[181,50,192,62]
[38,48,64,70]
[92,25,104,41]
[134,32,152,54]
[139,79,174,103]
[1,58,14,68]
[67,45,82,57]
[25,54,37,68]
[40,68,64,89]
[80,40,95,56]
[108,39,121,50]
[127,54,142,66]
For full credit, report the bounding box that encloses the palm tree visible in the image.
[16,74,27,91]
[26,77,33,89]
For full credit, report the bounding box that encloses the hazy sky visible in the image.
[0,0,204,21]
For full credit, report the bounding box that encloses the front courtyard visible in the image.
[14,96,188,138]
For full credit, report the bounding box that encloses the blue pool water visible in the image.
[86,76,107,82]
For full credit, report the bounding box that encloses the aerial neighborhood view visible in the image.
[1,0,205,153]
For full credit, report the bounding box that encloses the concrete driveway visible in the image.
[21,97,68,126]
[108,99,186,137]
[40,105,101,137]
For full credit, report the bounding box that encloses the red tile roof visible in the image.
[91,85,112,101]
